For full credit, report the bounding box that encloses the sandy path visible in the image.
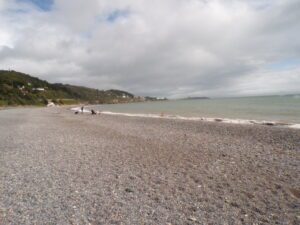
[0,107,299,224]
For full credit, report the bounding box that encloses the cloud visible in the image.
[0,0,299,97]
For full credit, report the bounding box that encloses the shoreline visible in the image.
[70,106,300,129]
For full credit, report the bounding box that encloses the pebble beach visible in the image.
[0,107,299,224]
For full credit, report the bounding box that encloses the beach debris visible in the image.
[188,216,197,222]
[262,122,275,126]
[47,102,55,107]
[74,111,79,114]
[215,118,223,122]
[289,188,300,198]
[91,109,97,115]
[125,188,134,193]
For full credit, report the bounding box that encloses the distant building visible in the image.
[32,88,45,91]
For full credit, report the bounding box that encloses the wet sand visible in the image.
[0,107,299,224]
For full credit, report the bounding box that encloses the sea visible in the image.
[74,95,300,128]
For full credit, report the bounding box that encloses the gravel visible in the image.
[0,107,299,225]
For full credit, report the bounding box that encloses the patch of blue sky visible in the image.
[80,9,131,40]
[105,9,130,23]
[267,58,300,71]
[17,0,54,11]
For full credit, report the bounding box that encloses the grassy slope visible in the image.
[0,70,137,106]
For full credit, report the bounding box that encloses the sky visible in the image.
[0,0,299,98]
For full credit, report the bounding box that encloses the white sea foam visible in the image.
[70,107,92,113]
[70,107,300,129]
[94,110,300,129]
[289,124,300,129]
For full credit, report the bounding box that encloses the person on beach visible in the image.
[81,106,84,113]
[91,109,96,115]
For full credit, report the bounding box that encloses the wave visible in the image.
[70,107,300,129]
[70,107,92,113]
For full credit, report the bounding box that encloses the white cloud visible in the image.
[0,0,299,97]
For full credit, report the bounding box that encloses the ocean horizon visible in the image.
[87,95,300,126]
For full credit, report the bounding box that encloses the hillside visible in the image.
[0,70,140,106]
